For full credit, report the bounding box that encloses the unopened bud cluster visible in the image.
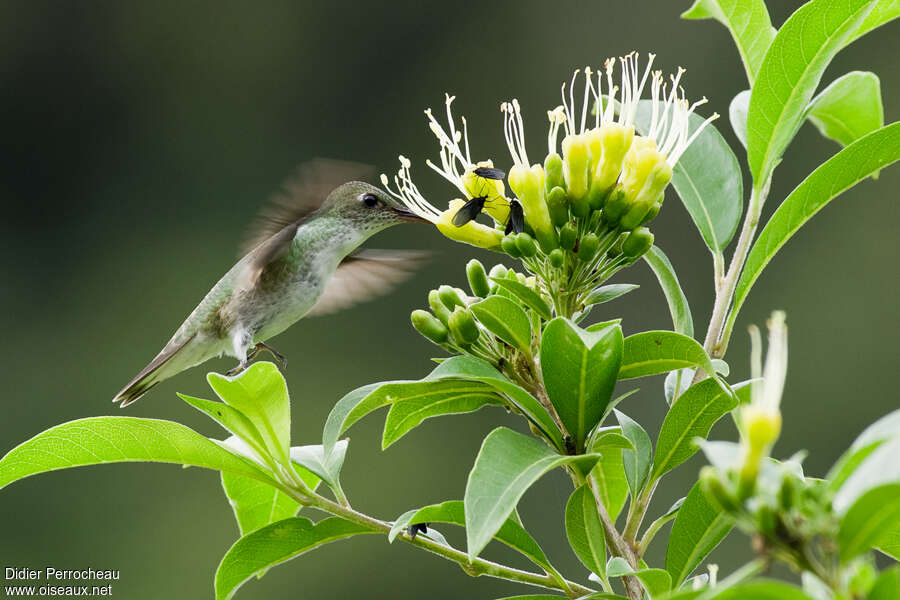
[384,53,716,319]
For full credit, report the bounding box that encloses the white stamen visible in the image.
[381,156,442,224]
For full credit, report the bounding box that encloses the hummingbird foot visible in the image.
[225,361,250,377]
[248,342,288,370]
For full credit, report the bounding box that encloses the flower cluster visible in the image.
[383,53,716,317]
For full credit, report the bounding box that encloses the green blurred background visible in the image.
[1,1,897,598]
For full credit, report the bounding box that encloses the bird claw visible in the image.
[226,361,249,377]
[248,342,288,370]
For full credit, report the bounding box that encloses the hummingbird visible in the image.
[113,160,429,407]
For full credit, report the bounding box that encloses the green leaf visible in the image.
[470,295,533,355]
[290,441,347,492]
[746,0,876,185]
[710,580,814,599]
[682,0,776,83]
[847,0,900,46]
[642,246,694,338]
[666,482,733,586]
[591,449,630,523]
[634,102,742,253]
[208,362,291,466]
[214,516,373,600]
[589,428,635,453]
[827,408,900,491]
[869,566,900,600]
[729,90,751,148]
[838,483,900,561]
[619,331,714,380]
[877,524,900,562]
[179,393,271,466]
[652,379,749,479]
[615,411,652,498]
[541,318,623,450]
[584,284,639,306]
[832,436,900,514]
[808,71,884,148]
[489,277,553,320]
[221,472,302,536]
[383,388,502,449]
[389,500,555,573]
[0,417,275,492]
[605,558,671,597]
[565,485,607,576]
[730,122,900,335]
[464,427,600,559]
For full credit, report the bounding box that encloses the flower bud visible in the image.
[586,182,609,211]
[570,192,591,219]
[487,263,508,286]
[436,200,504,250]
[699,466,740,513]
[589,123,634,193]
[621,138,672,209]
[515,232,538,257]
[544,152,564,192]
[622,227,654,258]
[607,232,627,258]
[641,199,662,225]
[757,504,777,537]
[559,222,577,251]
[546,186,569,227]
[562,133,590,200]
[411,309,449,344]
[466,259,491,298]
[461,161,508,224]
[448,307,480,345]
[501,234,521,258]
[510,164,557,253]
[577,232,600,261]
[438,284,467,311]
[601,186,630,225]
[549,248,565,268]
[428,290,451,325]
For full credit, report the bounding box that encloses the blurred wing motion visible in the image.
[308,250,430,316]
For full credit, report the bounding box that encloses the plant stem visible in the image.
[586,474,644,600]
[623,480,656,545]
[286,488,594,598]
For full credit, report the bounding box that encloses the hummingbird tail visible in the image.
[113,334,197,407]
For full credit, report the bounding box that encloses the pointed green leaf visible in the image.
[808,71,884,147]
[221,472,303,536]
[666,482,733,586]
[591,449,630,523]
[464,427,600,559]
[389,500,555,572]
[828,408,900,491]
[615,411,652,497]
[589,429,635,453]
[730,123,900,335]
[634,102,743,253]
[383,388,502,449]
[470,295,533,355]
[0,417,276,491]
[710,580,814,599]
[565,485,607,576]
[290,441,347,492]
[729,90,751,148]
[541,318,623,450]
[642,246,694,338]
[746,0,876,185]
[208,362,291,466]
[179,393,271,465]
[619,331,713,380]
[869,566,900,600]
[847,0,900,45]
[490,277,553,320]
[682,0,776,83]
[584,284,640,306]
[652,379,750,479]
[838,483,900,561]
[214,516,374,600]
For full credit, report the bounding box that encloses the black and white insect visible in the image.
[505,199,525,235]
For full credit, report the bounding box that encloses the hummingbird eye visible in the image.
[361,193,380,208]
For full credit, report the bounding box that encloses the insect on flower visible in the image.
[505,199,524,235]
[473,166,506,180]
[452,195,489,226]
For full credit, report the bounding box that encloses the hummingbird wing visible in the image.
[306,250,430,316]
[239,158,375,256]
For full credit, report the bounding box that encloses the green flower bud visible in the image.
[562,134,590,200]
[501,234,522,258]
[587,182,609,211]
[559,222,577,251]
[411,309,449,344]
[621,137,673,208]
[588,123,634,192]
[640,200,662,225]
[465,259,491,298]
[570,193,591,219]
[622,227,654,258]
[428,289,451,325]
[515,232,538,257]
[544,152,564,192]
[546,186,569,227]
[487,264,508,291]
[778,475,796,511]
[549,248,565,268]
[438,284,467,310]
[699,466,740,513]
[577,232,600,261]
[757,504,777,537]
[448,307,480,345]
[607,232,627,258]
[620,200,653,231]
[601,186,630,225]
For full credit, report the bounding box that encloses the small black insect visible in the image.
[452,195,489,226]
[505,199,525,235]
[473,166,506,180]
[407,522,429,540]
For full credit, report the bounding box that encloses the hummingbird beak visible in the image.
[392,207,431,223]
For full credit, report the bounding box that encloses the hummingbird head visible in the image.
[322,181,430,233]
